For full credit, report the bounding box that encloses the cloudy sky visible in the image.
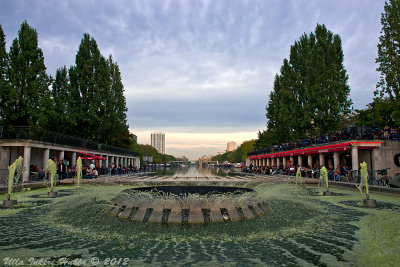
[1,0,385,159]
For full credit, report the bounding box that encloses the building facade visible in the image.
[0,127,140,183]
[227,141,236,152]
[151,132,165,154]
[247,140,400,178]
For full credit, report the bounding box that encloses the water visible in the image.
[154,165,232,177]
[1,168,400,266]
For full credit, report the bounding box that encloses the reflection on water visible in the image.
[154,165,234,177]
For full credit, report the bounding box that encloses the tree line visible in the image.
[211,140,255,163]
[0,21,130,148]
[130,142,176,164]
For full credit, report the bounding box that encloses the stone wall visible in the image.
[373,140,400,178]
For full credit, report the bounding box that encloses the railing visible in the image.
[248,126,399,157]
[0,126,138,157]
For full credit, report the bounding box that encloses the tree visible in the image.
[375,0,400,123]
[67,34,129,146]
[6,21,51,128]
[211,140,256,163]
[130,141,176,164]
[105,56,129,145]
[49,66,71,133]
[0,25,9,126]
[355,98,396,128]
[261,24,352,146]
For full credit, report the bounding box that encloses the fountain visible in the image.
[356,162,376,207]
[106,186,271,224]
[320,166,333,196]
[45,159,58,198]
[3,156,24,208]
[1,165,399,266]
[295,167,302,185]
[76,157,82,187]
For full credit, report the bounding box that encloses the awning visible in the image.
[78,152,106,160]
[249,141,381,160]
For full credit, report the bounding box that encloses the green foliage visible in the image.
[1,22,131,148]
[0,25,8,125]
[130,141,176,164]
[375,0,400,124]
[4,21,51,128]
[355,98,397,128]
[254,130,277,149]
[64,34,130,146]
[263,24,352,146]
[211,140,256,163]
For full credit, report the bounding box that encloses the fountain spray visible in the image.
[76,157,82,187]
[46,159,58,198]
[356,162,376,207]
[3,156,24,208]
[296,167,302,185]
[320,166,332,196]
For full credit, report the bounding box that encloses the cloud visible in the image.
[0,0,387,158]
[132,128,258,160]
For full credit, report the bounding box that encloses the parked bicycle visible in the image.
[375,168,391,186]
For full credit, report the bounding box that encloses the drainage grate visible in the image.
[248,205,258,218]
[202,209,211,224]
[235,207,245,221]
[162,209,171,224]
[220,208,230,222]
[181,209,190,224]
[143,208,154,222]
[128,207,139,219]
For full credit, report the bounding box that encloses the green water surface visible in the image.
[1,183,399,266]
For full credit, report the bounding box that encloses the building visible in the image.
[131,133,137,142]
[247,139,400,178]
[0,127,140,183]
[227,141,236,152]
[151,132,165,154]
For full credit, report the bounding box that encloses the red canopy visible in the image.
[249,141,381,160]
[78,152,106,160]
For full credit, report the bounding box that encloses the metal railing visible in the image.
[1,126,138,157]
[248,126,399,156]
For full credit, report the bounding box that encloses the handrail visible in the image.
[0,126,138,157]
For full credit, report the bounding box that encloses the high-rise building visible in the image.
[226,141,236,152]
[151,132,165,154]
[131,133,137,142]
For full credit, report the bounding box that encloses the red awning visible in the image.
[249,141,381,160]
[78,152,106,160]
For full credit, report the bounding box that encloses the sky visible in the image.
[0,0,385,160]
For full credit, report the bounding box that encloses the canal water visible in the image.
[153,165,234,177]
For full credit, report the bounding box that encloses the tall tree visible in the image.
[375,0,400,123]
[106,56,129,146]
[66,33,130,146]
[69,33,108,140]
[50,66,71,133]
[0,25,9,127]
[261,24,352,146]
[6,21,51,127]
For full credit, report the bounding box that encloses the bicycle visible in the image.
[375,168,391,186]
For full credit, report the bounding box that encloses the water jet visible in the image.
[3,156,24,208]
[357,162,376,208]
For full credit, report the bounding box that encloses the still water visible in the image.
[153,165,234,177]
